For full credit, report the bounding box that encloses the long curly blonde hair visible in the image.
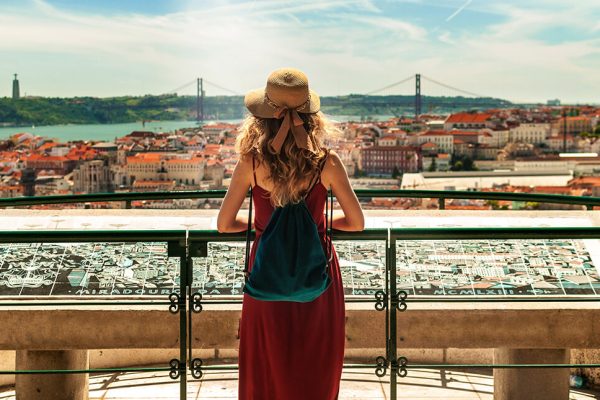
[236,112,339,207]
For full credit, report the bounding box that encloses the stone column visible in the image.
[494,348,570,400]
[16,350,89,400]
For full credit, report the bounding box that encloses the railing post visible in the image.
[188,241,206,381]
[438,197,445,210]
[179,238,188,400]
[168,239,188,400]
[388,236,397,399]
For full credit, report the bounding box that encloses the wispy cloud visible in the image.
[445,0,472,22]
[0,0,599,103]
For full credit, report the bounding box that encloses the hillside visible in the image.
[0,94,513,126]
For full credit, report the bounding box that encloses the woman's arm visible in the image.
[217,156,253,233]
[322,151,365,231]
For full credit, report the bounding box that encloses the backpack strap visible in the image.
[317,150,333,271]
[251,154,257,187]
[325,185,334,271]
[244,155,255,282]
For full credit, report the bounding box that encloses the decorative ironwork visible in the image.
[169,359,181,379]
[397,356,408,377]
[190,358,203,379]
[394,290,408,311]
[374,290,387,311]
[375,355,388,377]
[168,293,181,314]
[191,292,203,313]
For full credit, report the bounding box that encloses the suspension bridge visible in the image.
[162,74,504,122]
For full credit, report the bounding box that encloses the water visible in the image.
[0,120,226,142]
[0,115,395,142]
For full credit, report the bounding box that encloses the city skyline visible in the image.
[0,0,599,103]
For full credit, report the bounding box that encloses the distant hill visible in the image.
[0,94,513,126]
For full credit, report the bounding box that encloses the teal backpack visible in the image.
[242,155,333,302]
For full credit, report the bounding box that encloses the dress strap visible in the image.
[314,149,330,185]
[251,154,257,187]
[303,150,330,198]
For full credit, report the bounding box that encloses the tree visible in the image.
[451,155,477,171]
[428,157,437,172]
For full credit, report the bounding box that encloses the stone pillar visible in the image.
[494,348,570,400]
[16,350,89,400]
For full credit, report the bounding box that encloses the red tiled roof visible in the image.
[166,158,203,164]
[26,154,69,162]
[533,186,571,194]
[568,177,600,186]
[446,112,493,124]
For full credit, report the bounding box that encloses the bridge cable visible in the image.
[202,79,242,96]
[162,79,197,95]
[420,75,485,98]
[365,75,414,96]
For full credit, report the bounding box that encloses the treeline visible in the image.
[0,94,513,126]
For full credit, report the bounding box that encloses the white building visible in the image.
[413,130,454,154]
[126,153,205,186]
[509,123,551,145]
[401,171,574,191]
[72,160,111,194]
[483,128,510,148]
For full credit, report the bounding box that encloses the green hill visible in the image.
[0,94,513,126]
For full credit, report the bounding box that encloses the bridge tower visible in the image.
[415,73,421,119]
[196,78,204,123]
[12,74,20,100]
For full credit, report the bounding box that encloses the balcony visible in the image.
[1,190,600,400]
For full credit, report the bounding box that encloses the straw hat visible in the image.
[244,68,321,154]
[244,67,320,118]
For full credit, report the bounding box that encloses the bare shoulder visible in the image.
[238,153,253,166]
[233,153,254,182]
[323,150,344,172]
[321,150,347,188]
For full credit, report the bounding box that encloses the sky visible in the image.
[1,0,599,103]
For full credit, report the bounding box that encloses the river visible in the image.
[0,115,394,142]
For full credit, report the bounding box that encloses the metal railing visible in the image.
[1,189,600,399]
[2,188,600,209]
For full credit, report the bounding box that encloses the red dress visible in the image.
[238,181,346,400]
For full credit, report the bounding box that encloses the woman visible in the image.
[217,68,364,400]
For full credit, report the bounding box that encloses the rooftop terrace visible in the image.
[2,189,600,399]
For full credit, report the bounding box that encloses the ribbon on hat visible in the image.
[269,107,314,154]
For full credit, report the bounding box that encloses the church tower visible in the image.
[12,74,20,99]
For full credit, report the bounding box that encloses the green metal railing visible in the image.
[1,189,600,399]
[2,188,600,209]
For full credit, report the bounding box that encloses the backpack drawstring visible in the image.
[325,187,334,271]
[244,186,253,283]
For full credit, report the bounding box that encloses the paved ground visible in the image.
[1,367,599,399]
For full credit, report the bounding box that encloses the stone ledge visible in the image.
[1,302,599,350]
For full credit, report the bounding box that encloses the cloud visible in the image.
[445,0,472,22]
[0,0,598,103]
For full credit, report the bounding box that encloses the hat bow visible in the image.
[269,107,314,154]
